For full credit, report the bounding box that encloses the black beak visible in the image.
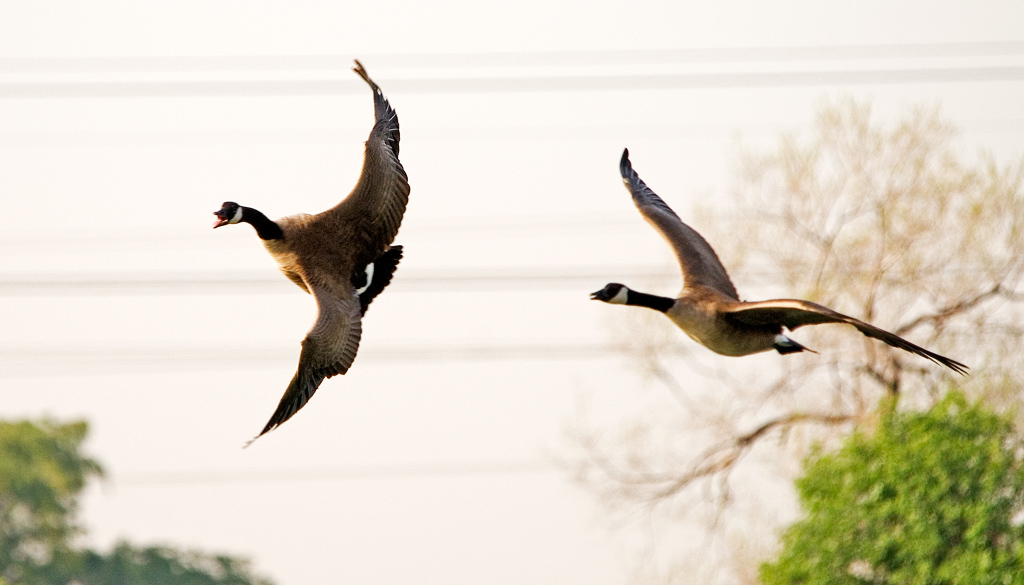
[590,289,608,301]
[212,210,230,229]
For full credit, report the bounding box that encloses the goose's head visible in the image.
[213,201,243,228]
[590,283,629,304]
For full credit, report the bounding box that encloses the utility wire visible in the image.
[0,343,622,379]
[0,267,678,296]
[2,118,1021,149]
[2,66,1023,99]
[114,458,566,486]
[0,264,1004,297]
[2,41,1023,72]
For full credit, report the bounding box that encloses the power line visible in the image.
[2,118,1022,148]
[2,66,1022,99]
[114,458,566,486]
[0,264,1005,297]
[2,42,1022,73]
[0,267,678,296]
[0,343,622,379]
[0,213,637,248]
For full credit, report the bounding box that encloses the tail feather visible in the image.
[774,334,817,355]
[358,245,403,315]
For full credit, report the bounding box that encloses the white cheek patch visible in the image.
[608,287,629,304]
[355,262,375,295]
[229,206,243,224]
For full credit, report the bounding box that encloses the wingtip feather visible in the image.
[940,356,970,376]
[352,59,369,82]
[620,148,632,178]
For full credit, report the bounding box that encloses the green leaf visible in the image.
[761,391,1024,585]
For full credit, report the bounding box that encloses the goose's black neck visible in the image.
[627,290,675,313]
[242,207,283,240]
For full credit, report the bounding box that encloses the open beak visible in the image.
[589,289,607,301]
[213,211,229,229]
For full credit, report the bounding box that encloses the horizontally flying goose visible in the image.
[590,149,967,375]
[213,60,410,444]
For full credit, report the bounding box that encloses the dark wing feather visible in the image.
[356,245,403,315]
[330,61,410,263]
[353,60,400,157]
[722,299,969,375]
[245,283,363,445]
[620,149,739,300]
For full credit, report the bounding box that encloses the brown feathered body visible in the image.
[590,149,968,376]
[214,61,410,445]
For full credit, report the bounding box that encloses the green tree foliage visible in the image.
[0,420,273,585]
[76,542,274,585]
[0,420,100,584]
[761,392,1024,585]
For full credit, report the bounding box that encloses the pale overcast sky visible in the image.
[1,1,1023,584]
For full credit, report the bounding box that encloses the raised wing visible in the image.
[620,148,739,300]
[330,60,410,263]
[722,298,968,375]
[246,281,364,445]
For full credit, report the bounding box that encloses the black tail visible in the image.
[774,335,817,355]
[358,245,403,315]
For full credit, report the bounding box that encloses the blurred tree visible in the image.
[0,420,99,584]
[76,542,274,585]
[569,99,1024,582]
[0,419,273,585]
[761,391,1024,585]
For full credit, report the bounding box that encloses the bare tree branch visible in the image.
[896,282,1020,337]
[577,411,855,506]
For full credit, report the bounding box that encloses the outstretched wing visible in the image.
[620,148,739,300]
[330,60,410,264]
[246,282,364,445]
[722,298,969,375]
